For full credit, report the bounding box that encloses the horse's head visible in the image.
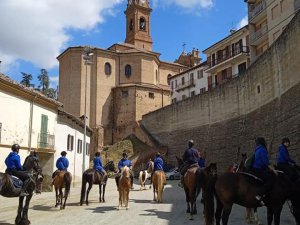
[206,163,217,176]
[175,156,184,168]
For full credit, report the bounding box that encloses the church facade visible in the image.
[57,0,192,152]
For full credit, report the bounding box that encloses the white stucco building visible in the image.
[169,62,209,102]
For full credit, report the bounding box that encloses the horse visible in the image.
[0,152,43,225]
[204,171,300,225]
[147,160,154,189]
[176,156,217,220]
[80,160,115,206]
[139,170,148,190]
[118,166,131,209]
[52,171,72,209]
[152,170,166,203]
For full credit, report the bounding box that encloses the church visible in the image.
[57,0,199,152]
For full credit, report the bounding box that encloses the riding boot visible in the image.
[20,179,30,197]
[130,175,134,190]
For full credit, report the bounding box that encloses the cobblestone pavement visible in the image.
[0,179,295,225]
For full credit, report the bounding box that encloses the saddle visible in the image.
[10,175,23,189]
[239,172,263,183]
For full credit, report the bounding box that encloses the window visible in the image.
[122,90,129,98]
[139,17,146,31]
[191,91,195,97]
[105,62,112,75]
[167,74,172,85]
[197,70,203,79]
[149,92,155,99]
[77,139,82,154]
[40,114,48,148]
[200,87,206,94]
[129,19,133,31]
[182,95,186,100]
[238,62,247,74]
[86,143,90,155]
[67,134,74,151]
[181,77,185,85]
[257,85,261,94]
[172,98,177,104]
[175,80,178,88]
[156,70,158,84]
[222,69,227,80]
[271,4,280,20]
[125,64,132,78]
[190,73,194,83]
[171,81,174,90]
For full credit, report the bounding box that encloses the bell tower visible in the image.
[125,0,153,51]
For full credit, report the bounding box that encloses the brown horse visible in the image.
[80,161,115,205]
[147,160,154,189]
[118,166,131,209]
[53,171,72,209]
[0,153,43,225]
[204,172,300,225]
[152,170,166,203]
[176,156,217,220]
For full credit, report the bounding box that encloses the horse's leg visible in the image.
[86,182,92,206]
[99,184,102,202]
[126,189,129,210]
[59,187,63,209]
[267,206,274,225]
[118,189,121,209]
[102,184,106,202]
[253,208,262,225]
[273,205,283,225]
[153,186,157,201]
[20,195,33,225]
[221,204,232,225]
[184,187,191,214]
[61,188,67,210]
[15,196,24,225]
[215,197,223,225]
[55,187,59,207]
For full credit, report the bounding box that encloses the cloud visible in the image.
[152,0,214,11]
[237,15,248,29]
[0,0,123,73]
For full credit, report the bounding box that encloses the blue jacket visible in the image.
[93,156,104,171]
[56,156,69,170]
[252,145,269,170]
[183,147,199,164]
[5,152,22,170]
[276,144,295,165]
[198,157,205,168]
[118,158,132,171]
[154,157,164,171]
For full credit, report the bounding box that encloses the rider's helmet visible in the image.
[11,144,20,152]
[188,139,194,147]
[122,152,128,158]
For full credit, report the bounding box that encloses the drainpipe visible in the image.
[28,95,37,152]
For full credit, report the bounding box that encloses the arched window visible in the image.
[104,62,111,75]
[129,19,133,31]
[167,74,172,85]
[125,65,132,78]
[156,70,158,84]
[139,17,146,31]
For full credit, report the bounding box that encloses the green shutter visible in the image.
[40,114,48,147]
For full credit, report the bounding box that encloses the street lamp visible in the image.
[82,46,93,173]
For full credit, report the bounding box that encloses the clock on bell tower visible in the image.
[125,0,153,51]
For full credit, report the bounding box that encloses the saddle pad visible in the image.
[239,172,263,182]
[11,176,23,188]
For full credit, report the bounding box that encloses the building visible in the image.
[57,0,189,153]
[0,73,91,189]
[55,110,91,184]
[203,26,250,90]
[245,0,300,62]
[169,62,209,103]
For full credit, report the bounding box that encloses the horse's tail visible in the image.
[80,172,87,204]
[204,175,217,225]
[64,172,72,196]
[157,171,165,202]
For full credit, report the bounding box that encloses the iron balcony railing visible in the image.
[38,133,55,149]
[250,25,268,43]
[208,46,249,68]
[249,0,267,21]
[175,79,195,92]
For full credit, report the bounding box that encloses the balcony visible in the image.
[38,133,55,149]
[175,79,195,92]
[249,0,267,22]
[206,46,249,73]
[250,25,268,46]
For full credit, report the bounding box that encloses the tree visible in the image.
[20,72,34,88]
[37,69,49,93]
[45,88,57,99]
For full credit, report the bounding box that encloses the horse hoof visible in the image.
[189,216,194,220]
[186,209,190,213]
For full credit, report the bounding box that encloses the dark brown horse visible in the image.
[204,172,300,225]
[53,171,72,209]
[176,156,217,220]
[0,153,43,225]
[80,161,115,205]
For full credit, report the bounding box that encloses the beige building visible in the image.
[203,26,250,90]
[57,0,188,153]
[245,0,300,62]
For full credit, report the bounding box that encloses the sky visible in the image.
[0,0,248,89]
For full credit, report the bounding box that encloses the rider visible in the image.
[52,151,69,181]
[251,137,278,205]
[5,144,31,196]
[179,140,199,187]
[93,151,107,185]
[198,149,206,169]
[276,137,299,182]
[115,152,133,190]
[153,152,166,185]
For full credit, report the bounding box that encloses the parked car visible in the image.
[165,168,180,180]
